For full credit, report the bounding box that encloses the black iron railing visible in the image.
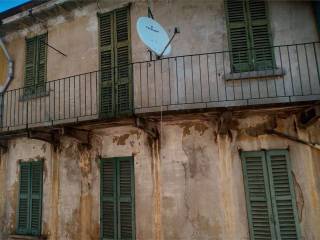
[0,42,320,132]
[0,71,100,131]
[134,42,320,112]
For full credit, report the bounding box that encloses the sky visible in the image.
[0,0,31,13]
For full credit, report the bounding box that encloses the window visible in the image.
[241,150,301,240]
[100,157,135,240]
[24,33,47,95]
[17,161,43,236]
[98,6,132,118]
[225,0,273,72]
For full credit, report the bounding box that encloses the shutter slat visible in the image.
[266,150,301,240]
[36,34,47,91]
[248,0,273,70]
[17,163,30,234]
[226,0,251,72]
[115,7,132,116]
[241,152,275,240]
[101,159,117,240]
[117,157,134,240]
[24,38,37,95]
[30,161,43,236]
[99,12,115,118]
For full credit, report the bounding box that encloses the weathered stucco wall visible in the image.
[0,110,319,240]
[0,0,318,130]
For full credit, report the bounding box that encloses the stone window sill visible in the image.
[224,68,285,81]
[19,90,50,102]
[9,235,47,240]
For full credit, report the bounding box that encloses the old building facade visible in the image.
[0,0,320,239]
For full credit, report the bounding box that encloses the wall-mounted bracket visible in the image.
[136,117,159,139]
[0,139,8,153]
[63,127,90,146]
[28,129,61,149]
[218,111,233,135]
[298,105,320,128]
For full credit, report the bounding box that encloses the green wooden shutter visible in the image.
[99,12,115,118]
[17,161,43,236]
[114,7,132,116]
[117,157,135,239]
[25,38,37,95]
[247,0,273,70]
[241,151,276,240]
[266,150,301,240]
[36,34,47,92]
[101,157,135,240]
[226,0,251,72]
[30,161,43,236]
[101,159,117,240]
[17,162,31,234]
[25,34,47,95]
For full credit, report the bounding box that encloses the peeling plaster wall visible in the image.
[0,0,319,239]
[0,112,319,240]
[0,0,317,128]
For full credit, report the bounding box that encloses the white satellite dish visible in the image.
[137,17,172,57]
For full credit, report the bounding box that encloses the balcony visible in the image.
[0,42,320,134]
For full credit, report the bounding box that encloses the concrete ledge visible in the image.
[224,68,285,81]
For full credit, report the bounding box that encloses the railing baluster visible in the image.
[206,54,211,102]
[191,56,194,103]
[84,73,87,116]
[278,46,285,96]
[176,57,179,104]
[296,44,303,95]
[287,46,294,96]
[168,58,172,105]
[199,55,203,103]
[304,43,312,94]
[183,56,186,104]
[214,53,218,101]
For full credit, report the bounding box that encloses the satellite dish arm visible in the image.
[158,27,180,58]
[147,0,154,19]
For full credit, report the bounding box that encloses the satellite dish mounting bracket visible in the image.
[158,27,180,59]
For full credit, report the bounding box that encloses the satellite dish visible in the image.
[137,17,172,57]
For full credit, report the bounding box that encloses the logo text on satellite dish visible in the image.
[137,17,172,57]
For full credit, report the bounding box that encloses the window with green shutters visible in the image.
[24,34,47,95]
[98,6,132,118]
[100,157,135,240]
[241,150,301,240]
[225,0,274,72]
[17,161,43,236]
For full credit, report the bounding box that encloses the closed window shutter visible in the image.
[226,0,251,72]
[247,0,273,70]
[99,12,115,118]
[117,157,135,239]
[24,38,37,95]
[266,150,301,240]
[241,151,275,240]
[101,157,135,240]
[24,34,47,95]
[114,7,132,116]
[17,162,31,234]
[30,161,43,236]
[36,34,47,91]
[17,161,43,236]
[101,159,117,239]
